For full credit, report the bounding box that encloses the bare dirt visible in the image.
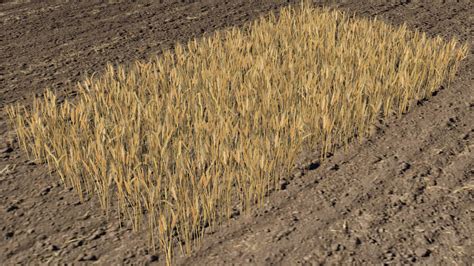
[1,0,473,264]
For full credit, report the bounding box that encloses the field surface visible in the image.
[1,0,473,264]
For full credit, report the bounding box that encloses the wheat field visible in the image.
[7,2,467,264]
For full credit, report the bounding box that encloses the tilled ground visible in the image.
[1,0,473,264]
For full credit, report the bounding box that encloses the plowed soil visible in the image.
[1,0,473,265]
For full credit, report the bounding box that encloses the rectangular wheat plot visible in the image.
[8,3,467,263]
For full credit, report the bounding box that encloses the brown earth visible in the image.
[0,0,473,264]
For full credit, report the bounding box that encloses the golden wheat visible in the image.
[7,2,468,264]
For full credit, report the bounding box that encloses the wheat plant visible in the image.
[7,2,468,264]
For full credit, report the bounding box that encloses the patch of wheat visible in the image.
[7,2,468,264]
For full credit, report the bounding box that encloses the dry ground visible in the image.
[1,0,473,264]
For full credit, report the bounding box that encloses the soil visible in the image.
[1,0,473,264]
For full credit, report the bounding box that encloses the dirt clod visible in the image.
[146,254,159,262]
[5,204,18,212]
[415,248,431,257]
[49,245,60,251]
[0,147,13,154]
[279,179,289,190]
[328,164,340,171]
[39,186,52,196]
[399,162,411,173]
[77,254,98,261]
[4,231,14,240]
